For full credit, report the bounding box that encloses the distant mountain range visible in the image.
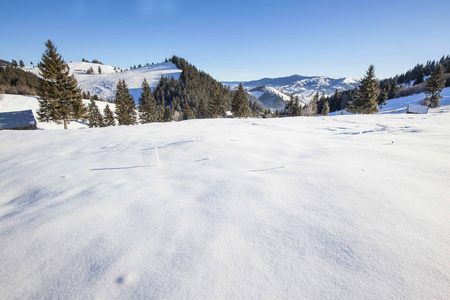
[223,75,359,110]
[20,61,358,111]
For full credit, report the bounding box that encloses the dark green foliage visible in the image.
[378,87,388,108]
[19,60,25,68]
[114,79,137,125]
[138,78,157,123]
[232,83,249,118]
[209,83,225,118]
[354,65,379,114]
[323,101,330,116]
[11,59,18,67]
[98,66,102,74]
[284,94,302,116]
[0,64,42,95]
[182,102,194,120]
[425,64,445,108]
[414,66,424,85]
[156,105,165,122]
[163,107,172,122]
[36,40,86,129]
[103,104,115,126]
[88,99,103,127]
[157,56,234,119]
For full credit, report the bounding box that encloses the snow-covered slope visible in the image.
[224,74,359,106]
[0,94,115,130]
[1,98,449,298]
[22,62,182,102]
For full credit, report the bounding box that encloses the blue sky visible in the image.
[2,0,449,81]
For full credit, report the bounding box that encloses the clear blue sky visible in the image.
[2,0,449,81]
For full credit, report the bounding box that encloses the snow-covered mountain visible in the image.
[22,62,182,102]
[224,74,359,109]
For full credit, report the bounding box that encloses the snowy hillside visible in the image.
[1,96,450,298]
[0,94,115,130]
[224,74,359,106]
[22,62,182,102]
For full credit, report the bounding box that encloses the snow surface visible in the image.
[0,94,115,130]
[1,96,449,298]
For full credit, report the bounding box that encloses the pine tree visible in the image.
[232,83,249,118]
[197,99,209,119]
[323,101,330,116]
[19,60,25,68]
[36,40,85,129]
[11,59,18,67]
[103,104,115,126]
[114,79,137,125]
[414,66,424,85]
[425,64,445,108]
[86,67,94,74]
[285,95,294,116]
[378,88,388,109]
[138,78,157,123]
[88,99,103,127]
[209,83,224,118]
[354,65,379,114]
[98,66,102,74]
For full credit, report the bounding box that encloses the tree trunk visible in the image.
[64,117,68,129]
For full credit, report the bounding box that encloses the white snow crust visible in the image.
[1,94,449,299]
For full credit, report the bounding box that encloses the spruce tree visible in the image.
[285,95,294,116]
[103,104,115,126]
[354,65,379,114]
[87,66,94,74]
[88,99,103,127]
[232,83,249,118]
[209,83,224,118]
[98,66,102,74]
[36,40,85,129]
[425,64,445,108]
[163,107,172,122]
[114,79,137,125]
[182,102,195,120]
[19,60,25,68]
[293,95,302,116]
[138,78,157,123]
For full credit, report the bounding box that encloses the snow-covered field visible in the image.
[1,93,449,298]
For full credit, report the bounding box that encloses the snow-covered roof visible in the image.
[0,109,37,130]
[406,104,428,114]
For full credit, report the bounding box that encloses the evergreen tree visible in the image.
[414,66,424,85]
[354,65,379,114]
[209,83,225,117]
[323,101,330,116]
[197,99,209,118]
[88,99,103,127]
[86,66,94,74]
[36,40,85,129]
[11,59,18,67]
[182,102,195,120]
[114,79,137,125]
[98,66,102,74]
[19,60,25,68]
[138,78,157,123]
[378,87,388,109]
[285,94,294,116]
[163,106,172,122]
[232,83,249,118]
[293,95,302,116]
[425,64,445,108]
[103,104,115,126]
